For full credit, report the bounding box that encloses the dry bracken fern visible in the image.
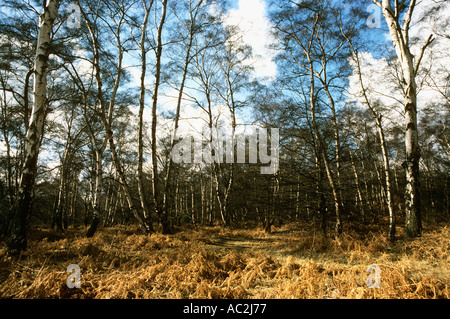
[0,222,448,299]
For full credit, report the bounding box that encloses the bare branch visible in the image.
[414,34,435,75]
[402,0,416,45]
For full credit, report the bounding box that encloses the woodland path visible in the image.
[201,227,305,260]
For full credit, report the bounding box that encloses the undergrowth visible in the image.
[0,222,448,299]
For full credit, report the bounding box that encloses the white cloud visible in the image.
[222,0,277,81]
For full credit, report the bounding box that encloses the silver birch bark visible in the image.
[151,0,171,234]
[372,0,434,238]
[349,149,366,223]
[137,0,154,233]
[8,0,61,254]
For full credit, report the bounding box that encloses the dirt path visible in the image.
[203,232,288,259]
[199,226,328,262]
[206,236,260,252]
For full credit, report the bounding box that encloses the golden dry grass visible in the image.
[0,221,448,299]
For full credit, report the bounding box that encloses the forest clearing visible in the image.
[1,221,448,299]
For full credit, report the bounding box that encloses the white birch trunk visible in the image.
[151,0,170,234]
[137,1,153,232]
[373,0,434,238]
[8,0,60,254]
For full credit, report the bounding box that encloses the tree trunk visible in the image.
[69,172,78,228]
[343,30,397,241]
[357,143,372,209]
[350,149,365,223]
[209,172,214,226]
[7,0,61,255]
[200,167,205,224]
[78,0,153,235]
[374,0,433,238]
[137,1,154,233]
[378,123,396,241]
[54,164,65,232]
[86,150,102,237]
[304,14,342,238]
[323,84,344,216]
[190,182,195,225]
[163,1,200,214]
[308,58,342,238]
[317,157,327,237]
[151,0,171,234]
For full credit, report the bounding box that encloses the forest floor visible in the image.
[0,220,448,299]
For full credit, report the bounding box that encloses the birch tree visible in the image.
[163,0,208,226]
[186,21,245,227]
[371,0,434,238]
[76,0,153,236]
[7,0,61,254]
[136,0,154,233]
[213,39,254,227]
[345,42,397,241]
[272,2,343,237]
[150,0,171,234]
